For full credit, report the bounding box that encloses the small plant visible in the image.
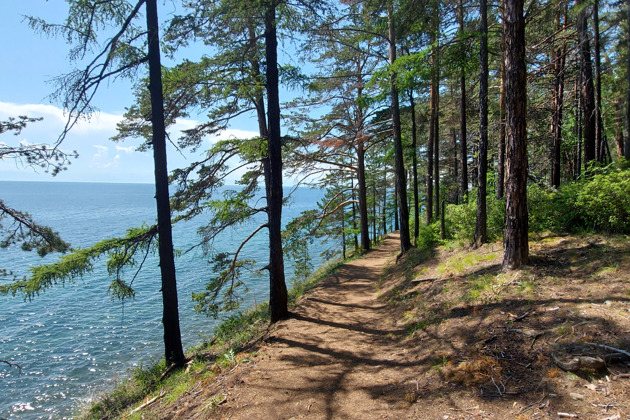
[431,354,449,372]
[517,279,536,293]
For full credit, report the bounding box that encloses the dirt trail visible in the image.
[152,232,630,419]
[186,232,425,419]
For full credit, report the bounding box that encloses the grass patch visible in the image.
[462,273,497,303]
[437,252,496,277]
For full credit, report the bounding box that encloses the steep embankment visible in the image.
[133,232,630,419]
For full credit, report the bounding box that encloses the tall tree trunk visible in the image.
[615,102,625,157]
[474,0,488,248]
[503,0,529,269]
[551,6,567,188]
[382,180,387,235]
[145,0,185,366]
[264,2,287,323]
[626,0,630,159]
[434,69,440,219]
[452,127,458,203]
[388,3,412,253]
[576,73,583,178]
[433,13,441,220]
[409,91,420,242]
[351,176,358,251]
[498,37,506,199]
[594,0,604,163]
[459,0,468,201]
[374,182,379,239]
[357,141,370,251]
[341,189,346,260]
[427,76,435,223]
[577,0,596,168]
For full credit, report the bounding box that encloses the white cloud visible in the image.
[115,145,134,154]
[0,101,123,134]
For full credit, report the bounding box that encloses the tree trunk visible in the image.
[382,180,387,235]
[593,0,604,163]
[459,0,469,201]
[498,38,506,199]
[409,91,420,242]
[341,189,346,260]
[551,6,567,188]
[374,182,379,239]
[432,12,441,220]
[441,200,446,240]
[388,3,412,253]
[357,141,370,252]
[434,70,440,220]
[474,0,488,248]
[145,0,185,366]
[576,72,583,178]
[577,0,596,168]
[264,2,287,323]
[503,0,529,269]
[626,0,630,159]
[615,102,625,157]
[427,76,435,223]
[452,127,458,203]
[351,177,358,251]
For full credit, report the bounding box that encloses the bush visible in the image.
[440,165,630,240]
[415,221,440,250]
[443,190,505,243]
[572,168,630,233]
[527,166,630,234]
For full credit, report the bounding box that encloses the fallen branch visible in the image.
[159,358,190,381]
[411,277,439,283]
[552,352,605,372]
[130,390,166,414]
[585,343,630,359]
[513,310,533,321]
[557,413,578,418]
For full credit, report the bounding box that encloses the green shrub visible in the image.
[443,190,505,243]
[442,166,630,239]
[415,221,440,250]
[573,169,630,232]
[530,166,630,234]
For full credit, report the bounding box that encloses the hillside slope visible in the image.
[134,233,630,419]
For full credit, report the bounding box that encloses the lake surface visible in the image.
[0,181,330,419]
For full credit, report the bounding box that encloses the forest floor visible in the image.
[137,232,630,419]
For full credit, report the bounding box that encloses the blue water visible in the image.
[0,182,330,419]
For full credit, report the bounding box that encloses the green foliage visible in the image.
[443,190,505,243]
[529,166,630,234]
[191,252,257,318]
[0,225,157,300]
[415,221,440,250]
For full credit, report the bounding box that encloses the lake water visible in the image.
[0,182,330,419]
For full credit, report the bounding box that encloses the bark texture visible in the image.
[474,0,488,248]
[264,2,288,323]
[146,0,185,366]
[388,3,412,254]
[503,0,529,269]
[577,0,596,168]
[459,0,468,201]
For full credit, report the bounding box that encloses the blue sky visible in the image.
[0,2,260,184]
